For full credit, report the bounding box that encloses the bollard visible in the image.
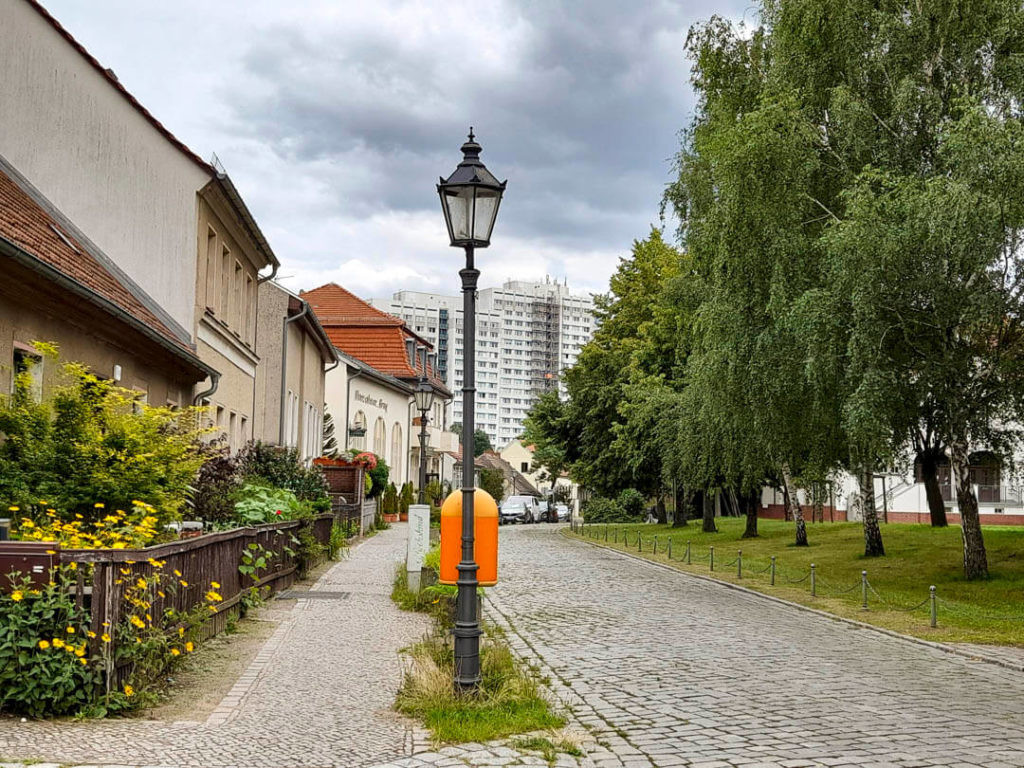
[770,556,776,586]
[667,538,673,559]
[686,541,692,565]
[810,563,816,597]
[930,585,937,628]
[710,545,714,571]
[737,550,742,579]
[653,535,658,555]
[605,524,609,542]
[614,529,618,544]
[861,570,868,610]
[638,532,642,553]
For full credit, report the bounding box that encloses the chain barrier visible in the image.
[573,525,1024,629]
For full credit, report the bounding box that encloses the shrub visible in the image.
[583,496,628,523]
[617,488,646,519]
[232,482,305,524]
[400,482,415,514]
[424,480,443,506]
[12,502,165,548]
[189,453,239,524]
[236,442,328,503]
[0,351,209,526]
[479,468,505,503]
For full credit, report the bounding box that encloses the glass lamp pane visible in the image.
[472,190,500,242]
[443,189,472,242]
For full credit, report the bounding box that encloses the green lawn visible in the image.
[570,518,1024,645]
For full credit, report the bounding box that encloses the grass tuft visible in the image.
[395,631,564,744]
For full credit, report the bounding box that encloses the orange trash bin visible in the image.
[439,488,498,586]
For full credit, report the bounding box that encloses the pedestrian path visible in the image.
[0,526,431,768]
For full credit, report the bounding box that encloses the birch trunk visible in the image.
[949,438,989,580]
[918,449,949,527]
[781,463,808,546]
[859,464,885,557]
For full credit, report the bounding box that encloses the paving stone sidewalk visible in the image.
[485,525,1024,768]
[0,526,432,768]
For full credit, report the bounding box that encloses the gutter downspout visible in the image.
[193,371,221,406]
[279,301,309,446]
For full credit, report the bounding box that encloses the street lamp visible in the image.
[414,379,435,505]
[438,128,506,690]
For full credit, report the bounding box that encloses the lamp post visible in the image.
[437,128,506,690]
[414,380,435,504]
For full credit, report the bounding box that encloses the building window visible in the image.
[373,417,387,456]
[521,462,529,473]
[233,260,244,331]
[229,411,238,451]
[391,423,403,481]
[205,227,218,311]
[12,346,43,401]
[220,246,231,318]
[351,410,367,451]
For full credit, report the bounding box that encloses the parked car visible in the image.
[554,503,570,522]
[537,500,550,519]
[501,495,540,524]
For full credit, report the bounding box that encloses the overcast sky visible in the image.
[43,0,748,300]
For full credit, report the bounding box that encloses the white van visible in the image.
[501,495,541,524]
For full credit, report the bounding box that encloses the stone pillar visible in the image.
[407,504,430,592]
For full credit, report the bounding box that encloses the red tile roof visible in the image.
[302,283,447,391]
[0,164,199,362]
[25,0,214,175]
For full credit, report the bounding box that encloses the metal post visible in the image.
[810,563,816,597]
[667,538,672,559]
[686,541,691,565]
[930,585,937,628]
[737,550,742,579]
[710,546,714,571]
[770,556,776,586]
[861,570,868,610]
[637,532,642,552]
[418,407,429,504]
[605,524,608,542]
[454,246,481,691]
[653,535,658,555]
[614,528,618,544]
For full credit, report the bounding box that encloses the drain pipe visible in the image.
[193,371,221,407]
[279,301,309,445]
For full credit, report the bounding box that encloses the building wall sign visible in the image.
[354,389,388,413]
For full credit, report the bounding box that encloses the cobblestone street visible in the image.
[486,526,1024,768]
[3,524,1024,768]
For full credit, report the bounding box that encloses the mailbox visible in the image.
[439,488,498,586]
[0,541,61,591]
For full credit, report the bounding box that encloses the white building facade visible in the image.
[373,278,595,448]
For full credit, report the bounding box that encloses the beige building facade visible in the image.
[255,281,335,461]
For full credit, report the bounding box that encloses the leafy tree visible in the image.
[479,468,505,503]
[449,423,492,457]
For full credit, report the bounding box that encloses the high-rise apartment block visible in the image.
[372,278,595,449]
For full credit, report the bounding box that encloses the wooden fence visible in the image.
[57,513,335,690]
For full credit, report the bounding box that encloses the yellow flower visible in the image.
[68,561,77,570]
[94,503,105,509]
[157,591,165,598]
[136,577,148,589]
[19,519,33,529]
[74,646,86,657]
[8,506,19,511]
[66,626,75,634]
[87,631,96,639]
[123,684,134,697]
[79,658,88,666]
[173,569,182,577]
[38,640,50,650]
[52,638,65,649]
[205,591,223,603]
[170,648,181,656]
[130,615,146,629]
[210,581,221,589]
[10,591,23,602]
[184,641,194,653]
[178,627,185,637]
[148,558,163,568]
[179,579,188,587]
[101,633,111,643]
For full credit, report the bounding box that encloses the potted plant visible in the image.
[382,483,400,523]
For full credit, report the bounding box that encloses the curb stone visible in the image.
[565,529,1024,675]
